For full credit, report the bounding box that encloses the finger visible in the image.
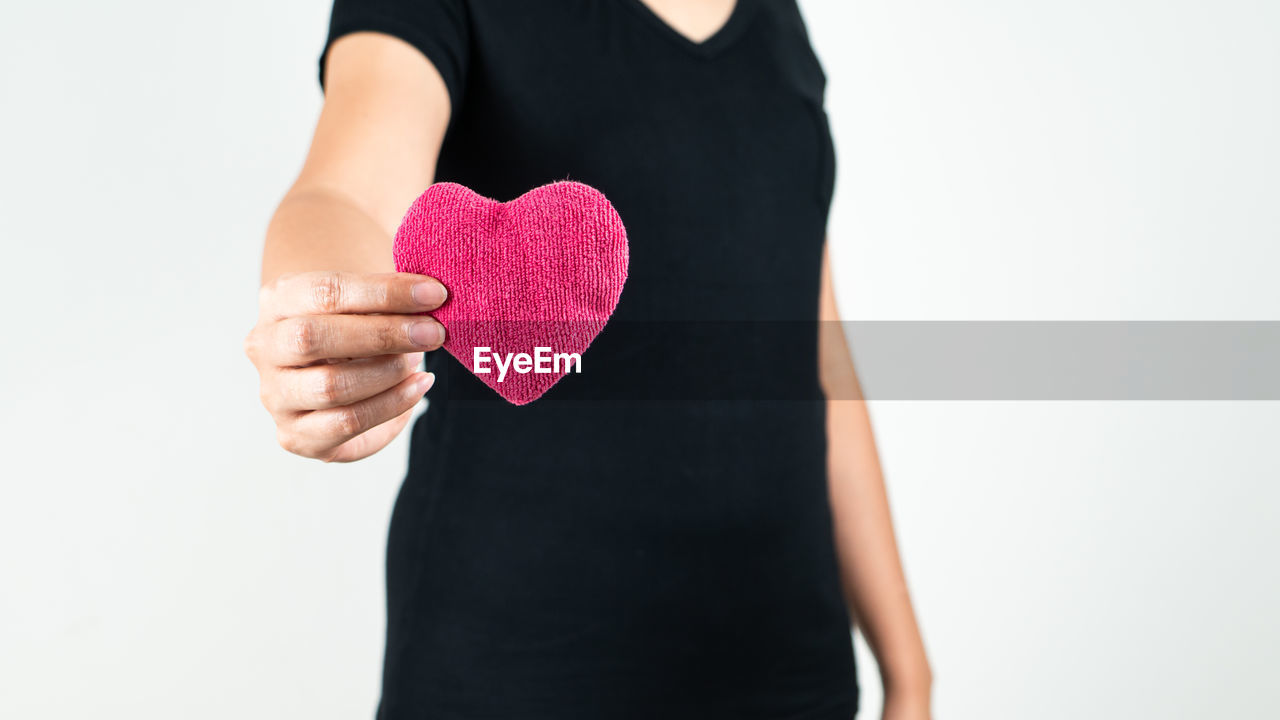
[264,271,449,318]
[270,314,446,366]
[278,372,434,459]
[274,353,424,412]
[324,405,418,463]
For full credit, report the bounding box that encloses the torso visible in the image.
[384,2,855,717]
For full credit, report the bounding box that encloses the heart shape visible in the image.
[393,181,629,405]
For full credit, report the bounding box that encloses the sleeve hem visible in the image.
[318,13,466,114]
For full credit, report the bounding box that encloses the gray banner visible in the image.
[843,321,1280,400]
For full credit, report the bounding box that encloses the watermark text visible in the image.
[473,346,582,382]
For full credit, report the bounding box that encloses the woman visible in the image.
[243,0,931,717]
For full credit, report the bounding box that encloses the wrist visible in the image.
[881,660,933,698]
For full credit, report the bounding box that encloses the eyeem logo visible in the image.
[473,347,583,382]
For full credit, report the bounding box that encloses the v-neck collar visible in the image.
[622,0,757,59]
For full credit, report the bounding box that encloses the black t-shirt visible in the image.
[321,1,855,718]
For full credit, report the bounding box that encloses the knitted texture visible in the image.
[393,181,629,405]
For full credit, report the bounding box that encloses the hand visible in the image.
[244,271,448,462]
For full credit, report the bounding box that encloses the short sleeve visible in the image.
[319,0,470,111]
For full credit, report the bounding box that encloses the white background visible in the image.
[2,1,1277,717]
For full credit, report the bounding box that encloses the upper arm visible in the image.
[819,243,862,400]
[819,244,840,326]
[294,32,452,237]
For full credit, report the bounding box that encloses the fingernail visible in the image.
[406,351,426,369]
[414,372,436,395]
[409,321,444,347]
[412,281,447,307]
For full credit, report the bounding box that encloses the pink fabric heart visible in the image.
[393,181,629,405]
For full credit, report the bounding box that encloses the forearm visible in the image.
[818,246,931,704]
[261,186,397,284]
[826,397,932,694]
[261,32,451,286]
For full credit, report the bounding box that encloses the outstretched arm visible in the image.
[819,246,933,719]
[245,33,453,462]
